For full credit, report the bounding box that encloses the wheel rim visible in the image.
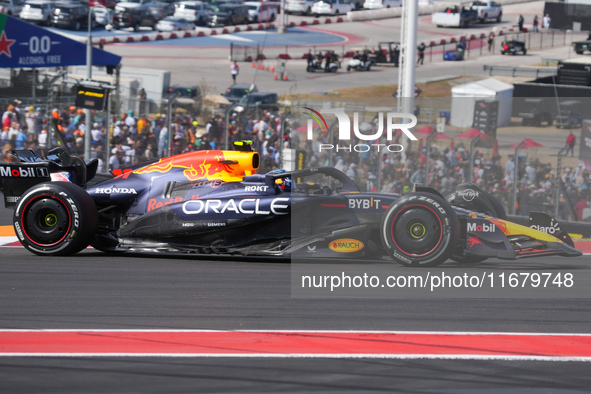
[391,205,443,257]
[22,195,71,247]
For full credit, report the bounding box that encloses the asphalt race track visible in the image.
[1,201,591,392]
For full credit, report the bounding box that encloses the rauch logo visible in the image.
[303,107,418,153]
[329,238,365,253]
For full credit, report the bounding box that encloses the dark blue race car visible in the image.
[0,143,581,266]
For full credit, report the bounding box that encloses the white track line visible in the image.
[0,353,590,361]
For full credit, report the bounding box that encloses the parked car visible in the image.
[155,16,194,31]
[163,85,202,113]
[0,0,24,16]
[19,0,54,25]
[115,0,152,13]
[113,7,157,30]
[207,4,249,27]
[204,0,241,5]
[311,0,354,16]
[285,0,314,15]
[518,98,552,127]
[235,92,279,112]
[147,1,174,20]
[244,1,278,23]
[174,1,210,25]
[223,83,258,103]
[88,0,117,9]
[470,0,502,23]
[363,0,400,9]
[51,2,93,30]
[93,4,113,25]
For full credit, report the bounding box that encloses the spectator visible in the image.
[125,110,136,133]
[517,14,524,32]
[417,42,426,65]
[566,130,576,157]
[231,60,239,83]
[346,163,357,181]
[38,129,48,149]
[15,125,27,149]
[533,15,539,32]
[138,88,147,115]
[410,168,424,185]
[542,13,550,31]
[575,193,590,221]
[306,49,313,69]
[91,123,104,145]
[109,149,123,170]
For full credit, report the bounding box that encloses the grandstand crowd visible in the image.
[1,99,590,222]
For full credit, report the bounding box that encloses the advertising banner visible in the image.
[0,14,121,68]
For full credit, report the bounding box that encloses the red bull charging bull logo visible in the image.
[134,151,234,181]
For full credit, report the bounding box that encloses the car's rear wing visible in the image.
[0,148,98,208]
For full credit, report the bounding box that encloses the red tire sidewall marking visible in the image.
[21,193,72,248]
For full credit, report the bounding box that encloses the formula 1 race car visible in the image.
[0,145,581,266]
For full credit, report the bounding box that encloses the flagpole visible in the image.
[85,7,93,162]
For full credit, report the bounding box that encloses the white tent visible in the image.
[450,78,514,128]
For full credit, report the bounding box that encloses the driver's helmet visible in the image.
[269,169,292,191]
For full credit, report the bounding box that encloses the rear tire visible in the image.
[14,182,98,256]
[381,192,460,267]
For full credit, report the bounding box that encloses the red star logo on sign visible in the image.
[0,31,16,58]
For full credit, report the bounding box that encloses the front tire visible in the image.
[14,182,98,256]
[381,192,460,267]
